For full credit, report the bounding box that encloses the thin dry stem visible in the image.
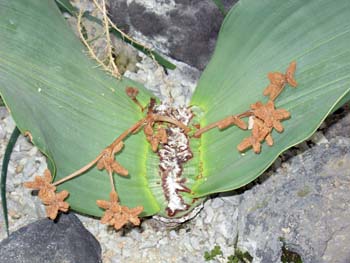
[91,0,174,99]
[77,11,110,73]
[126,87,144,112]
[50,109,191,188]
[152,114,191,133]
[108,170,116,192]
[133,99,144,112]
[110,118,146,150]
[96,0,120,77]
[52,153,103,186]
[92,0,152,52]
[270,84,285,101]
[193,111,253,138]
[53,119,146,187]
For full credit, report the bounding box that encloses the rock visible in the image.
[235,137,350,263]
[0,213,102,263]
[323,106,350,139]
[109,0,238,70]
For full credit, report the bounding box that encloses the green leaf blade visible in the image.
[0,0,160,217]
[190,0,350,196]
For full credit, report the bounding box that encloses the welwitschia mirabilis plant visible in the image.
[0,0,349,229]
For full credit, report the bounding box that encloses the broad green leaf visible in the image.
[0,0,166,217]
[190,0,350,196]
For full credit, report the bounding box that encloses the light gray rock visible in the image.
[235,137,350,263]
[323,106,350,139]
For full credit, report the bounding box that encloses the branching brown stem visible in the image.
[52,153,103,186]
[126,87,144,112]
[53,118,146,187]
[193,111,253,138]
[92,0,152,53]
[77,11,109,72]
[152,114,191,133]
[52,111,190,187]
[94,0,120,78]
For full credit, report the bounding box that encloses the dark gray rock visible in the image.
[323,105,350,139]
[0,213,102,263]
[109,0,238,70]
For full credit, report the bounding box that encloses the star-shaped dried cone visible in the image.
[96,191,143,230]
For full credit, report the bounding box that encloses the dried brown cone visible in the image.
[24,169,70,220]
[150,136,159,152]
[237,118,271,153]
[157,128,168,144]
[43,190,70,220]
[23,169,55,192]
[96,191,143,230]
[251,101,290,133]
[125,87,139,99]
[263,75,285,101]
[263,61,298,100]
[97,144,128,176]
[144,122,168,152]
[143,122,154,137]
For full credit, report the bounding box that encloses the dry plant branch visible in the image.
[92,0,152,52]
[193,111,253,138]
[77,10,111,74]
[52,153,103,186]
[93,0,120,77]
[91,0,172,99]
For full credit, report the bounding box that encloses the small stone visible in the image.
[0,126,6,140]
[170,87,183,98]
[22,159,36,177]
[140,240,157,249]
[310,131,329,145]
[281,227,291,234]
[4,117,15,133]
[28,147,38,157]
[15,164,24,174]
[8,210,21,220]
[158,237,168,246]
[0,107,8,119]
[169,230,177,239]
